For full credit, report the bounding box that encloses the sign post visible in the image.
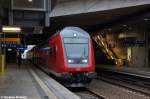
[1,48,5,80]
[0,26,21,80]
[0,33,1,79]
[0,32,5,80]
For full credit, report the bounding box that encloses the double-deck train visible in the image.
[27,27,96,87]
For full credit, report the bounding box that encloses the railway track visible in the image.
[70,88,105,99]
[32,63,102,99]
[97,68,150,96]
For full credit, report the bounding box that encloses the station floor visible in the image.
[96,65,150,77]
[0,63,42,99]
[0,61,80,99]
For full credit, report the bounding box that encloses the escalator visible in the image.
[93,34,125,66]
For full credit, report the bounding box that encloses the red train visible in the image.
[27,27,96,87]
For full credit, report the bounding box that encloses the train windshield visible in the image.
[63,38,89,65]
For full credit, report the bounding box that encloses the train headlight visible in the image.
[73,33,77,37]
[68,59,74,63]
[82,59,88,63]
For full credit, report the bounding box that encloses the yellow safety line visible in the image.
[1,54,4,79]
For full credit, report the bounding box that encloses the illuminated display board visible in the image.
[0,38,22,48]
[0,38,21,43]
[0,42,22,48]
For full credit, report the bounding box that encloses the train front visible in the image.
[60,27,96,87]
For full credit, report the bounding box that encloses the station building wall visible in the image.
[96,26,149,67]
[130,28,149,67]
[112,27,149,67]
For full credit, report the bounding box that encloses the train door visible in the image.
[42,44,50,70]
[50,45,57,64]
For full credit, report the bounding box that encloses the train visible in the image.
[27,27,96,87]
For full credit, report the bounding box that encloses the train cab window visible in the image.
[63,38,89,64]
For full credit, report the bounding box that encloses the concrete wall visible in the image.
[50,0,150,17]
[129,28,148,67]
[96,26,149,67]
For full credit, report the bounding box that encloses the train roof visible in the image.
[60,27,89,38]
[62,27,88,34]
[32,27,90,49]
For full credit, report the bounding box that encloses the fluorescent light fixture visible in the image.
[2,26,21,33]
[144,18,149,21]
[8,48,12,51]
[110,56,114,59]
[118,33,136,38]
[28,0,33,2]
[101,42,105,46]
[123,24,127,27]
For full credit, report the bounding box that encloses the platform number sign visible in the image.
[0,42,19,48]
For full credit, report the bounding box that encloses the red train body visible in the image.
[28,27,96,87]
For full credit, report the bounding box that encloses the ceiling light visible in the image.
[28,0,33,2]
[2,26,21,33]
[123,25,127,27]
[144,18,149,21]
[108,28,112,31]
[8,48,12,51]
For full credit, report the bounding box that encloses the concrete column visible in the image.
[131,27,149,67]
[45,0,51,26]
[8,10,13,25]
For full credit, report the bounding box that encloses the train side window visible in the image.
[53,46,57,57]
[53,46,56,54]
[49,47,53,55]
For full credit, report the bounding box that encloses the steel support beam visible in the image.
[8,10,13,25]
[45,0,51,26]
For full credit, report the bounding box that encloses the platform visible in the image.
[96,65,150,78]
[0,62,80,99]
[0,64,42,99]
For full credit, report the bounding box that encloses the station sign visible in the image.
[0,42,23,48]
[0,38,21,43]
[0,38,23,48]
[122,40,146,47]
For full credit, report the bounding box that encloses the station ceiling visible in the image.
[0,1,150,45]
[20,4,150,45]
[50,4,150,31]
